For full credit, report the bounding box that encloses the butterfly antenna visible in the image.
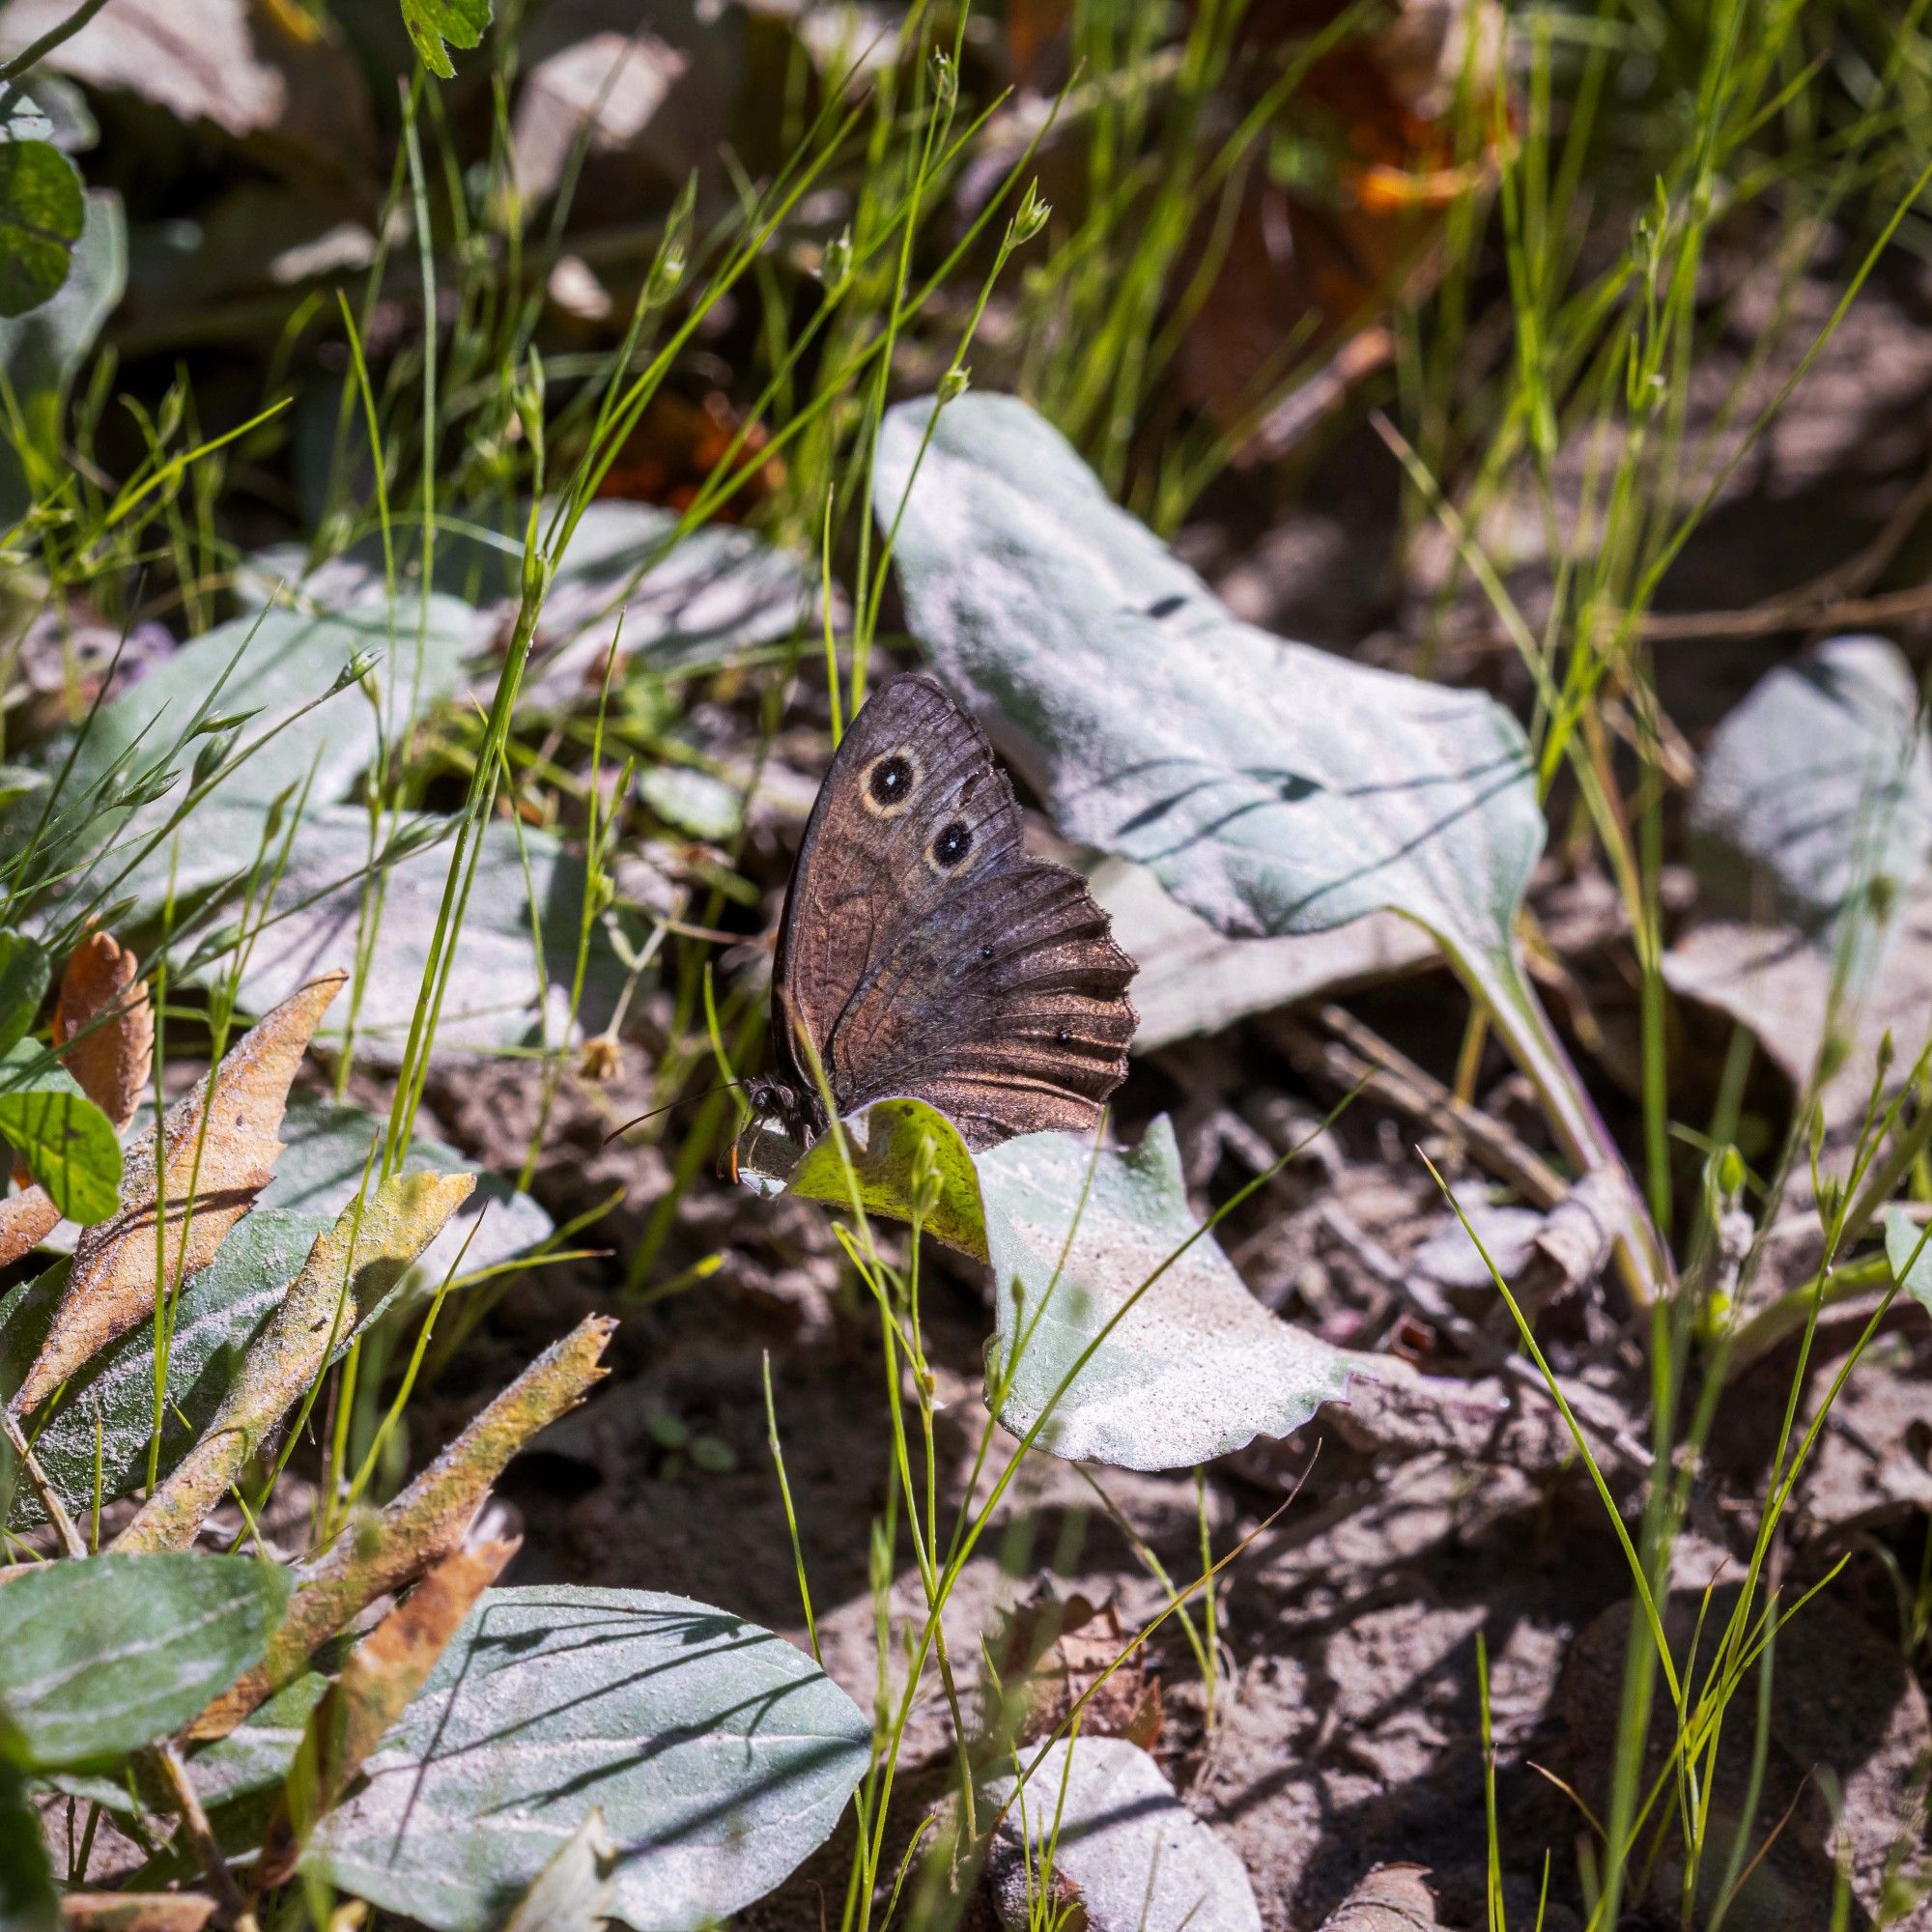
[603,1079,748,1146]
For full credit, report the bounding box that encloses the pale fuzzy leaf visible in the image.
[499,501,811,705]
[219,809,619,1061]
[980,1118,1366,1469]
[873,393,1541,977]
[504,1808,619,1932]
[1688,634,1932,930]
[1665,637,1932,1130]
[10,973,343,1413]
[53,929,153,1132]
[301,1585,870,1932]
[262,1093,552,1281]
[1091,857,1433,1049]
[0,0,377,180]
[982,1738,1261,1932]
[114,1170,476,1552]
[0,1552,291,1769]
[1886,1209,1932,1317]
[187,1315,614,1741]
[0,1209,328,1529]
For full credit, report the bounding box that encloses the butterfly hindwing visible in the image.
[767,674,1137,1151]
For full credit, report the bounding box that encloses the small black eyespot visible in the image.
[980,942,995,959]
[932,820,972,867]
[1056,1029,1072,1047]
[869,753,913,805]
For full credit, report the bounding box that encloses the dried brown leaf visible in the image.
[185,1313,614,1741]
[59,1895,217,1932]
[11,973,345,1416]
[1316,1863,1439,1931]
[114,1170,476,1553]
[985,1587,1162,1749]
[0,1182,61,1270]
[256,1537,518,1885]
[54,931,155,1133]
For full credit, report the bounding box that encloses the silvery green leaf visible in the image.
[0,1209,328,1527]
[302,1585,870,1932]
[206,807,620,1061]
[873,393,1542,985]
[263,1093,554,1284]
[1665,638,1932,1129]
[1090,857,1432,1049]
[1688,634,1932,932]
[0,1553,291,1769]
[980,1117,1365,1469]
[51,594,478,901]
[980,1739,1260,1932]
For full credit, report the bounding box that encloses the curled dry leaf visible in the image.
[0,1182,60,1270]
[113,1170,477,1553]
[53,929,153,1132]
[58,1895,217,1932]
[1316,1863,1439,1932]
[185,1313,615,1741]
[257,1537,519,1885]
[982,1586,1162,1749]
[9,972,345,1416]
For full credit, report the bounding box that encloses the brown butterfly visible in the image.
[740,673,1138,1162]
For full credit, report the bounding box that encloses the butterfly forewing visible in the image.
[769,674,1137,1151]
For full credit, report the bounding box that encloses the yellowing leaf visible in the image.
[113,1169,475,1553]
[9,973,345,1416]
[186,1313,613,1741]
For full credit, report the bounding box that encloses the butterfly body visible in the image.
[746,673,1137,1156]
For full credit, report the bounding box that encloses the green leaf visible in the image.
[0,1209,330,1528]
[0,1041,120,1222]
[0,931,48,1054]
[0,186,121,524]
[400,0,492,78]
[0,1552,293,1770]
[873,392,1544,1010]
[979,1118,1365,1468]
[0,138,82,317]
[302,1585,870,1932]
[0,1706,57,1932]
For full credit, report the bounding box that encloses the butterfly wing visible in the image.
[767,673,1137,1151]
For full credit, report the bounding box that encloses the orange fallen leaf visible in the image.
[9,973,346,1416]
[53,931,155,1133]
[114,1170,476,1553]
[185,1313,614,1741]
[60,1894,217,1932]
[0,1182,61,1270]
